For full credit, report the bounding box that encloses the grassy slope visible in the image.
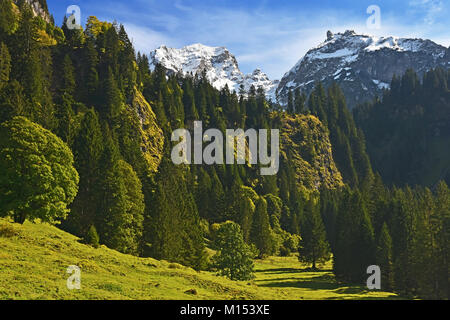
[0,219,400,300]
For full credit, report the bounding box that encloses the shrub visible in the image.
[85,225,100,248]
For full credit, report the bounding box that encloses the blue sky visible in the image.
[47,0,449,79]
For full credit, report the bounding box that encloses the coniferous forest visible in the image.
[0,0,448,301]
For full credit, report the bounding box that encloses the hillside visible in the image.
[0,218,398,300]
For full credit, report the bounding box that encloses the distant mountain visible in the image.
[149,44,279,101]
[277,30,449,108]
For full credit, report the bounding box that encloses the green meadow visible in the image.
[0,218,400,300]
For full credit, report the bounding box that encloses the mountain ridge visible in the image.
[277,30,449,108]
[148,31,448,108]
[149,43,279,101]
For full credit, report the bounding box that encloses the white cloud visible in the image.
[123,23,178,54]
[409,0,444,24]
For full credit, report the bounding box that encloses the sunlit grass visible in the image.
[0,218,401,300]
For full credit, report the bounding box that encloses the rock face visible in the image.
[277,30,449,108]
[132,89,164,173]
[279,114,343,190]
[149,44,279,101]
[15,0,50,22]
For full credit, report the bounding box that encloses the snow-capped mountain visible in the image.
[277,30,449,108]
[149,44,279,101]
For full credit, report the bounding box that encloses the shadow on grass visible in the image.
[256,267,333,275]
[333,286,368,295]
[256,273,339,291]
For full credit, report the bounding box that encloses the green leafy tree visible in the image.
[212,221,255,281]
[0,116,79,224]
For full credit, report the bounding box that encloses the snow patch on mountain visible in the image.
[277,30,449,108]
[149,44,279,101]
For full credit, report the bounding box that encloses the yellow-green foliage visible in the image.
[85,16,113,39]
[280,114,344,190]
[132,89,164,173]
[0,218,401,300]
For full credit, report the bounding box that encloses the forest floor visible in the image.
[0,218,401,300]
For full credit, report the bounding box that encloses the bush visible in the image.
[85,225,100,248]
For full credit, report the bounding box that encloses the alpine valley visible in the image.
[0,0,449,302]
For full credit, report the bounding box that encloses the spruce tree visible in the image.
[100,159,144,255]
[0,42,11,91]
[250,197,274,258]
[146,158,206,269]
[298,198,331,270]
[376,223,394,291]
[64,109,103,236]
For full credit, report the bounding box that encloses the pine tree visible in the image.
[61,54,76,95]
[250,197,274,258]
[239,195,256,243]
[432,182,450,299]
[210,168,227,222]
[182,79,199,122]
[334,189,376,283]
[64,109,103,236]
[100,159,144,255]
[294,88,305,114]
[82,38,100,103]
[376,223,394,291]
[146,158,206,269]
[0,79,25,123]
[287,89,294,114]
[298,198,331,270]
[0,42,11,91]
[101,67,123,121]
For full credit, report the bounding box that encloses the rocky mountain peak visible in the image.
[277,30,449,108]
[149,44,279,101]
